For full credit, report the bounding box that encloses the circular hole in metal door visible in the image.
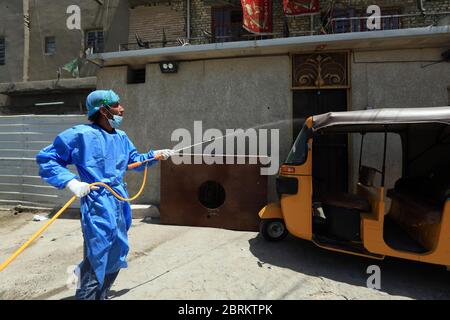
[198,181,226,209]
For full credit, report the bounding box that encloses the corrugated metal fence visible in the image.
[0,115,85,208]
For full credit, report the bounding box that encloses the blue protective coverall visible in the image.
[36,123,155,285]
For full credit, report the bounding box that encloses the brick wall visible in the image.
[401,0,450,27]
[271,0,313,36]
[129,1,186,47]
[272,0,285,36]
[190,0,212,39]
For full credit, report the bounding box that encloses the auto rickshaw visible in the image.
[259,107,450,269]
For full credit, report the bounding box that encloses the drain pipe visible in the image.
[417,0,426,15]
[186,0,191,40]
[23,0,30,82]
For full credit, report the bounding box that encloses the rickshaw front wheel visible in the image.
[260,219,288,241]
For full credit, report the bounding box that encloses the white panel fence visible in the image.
[0,115,85,208]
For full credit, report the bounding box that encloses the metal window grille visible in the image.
[0,38,5,65]
[86,30,104,53]
[45,36,56,54]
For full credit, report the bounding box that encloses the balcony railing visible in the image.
[329,11,450,33]
[119,12,450,51]
[119,33,289,51]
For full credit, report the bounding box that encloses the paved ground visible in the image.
[0,209,449,300]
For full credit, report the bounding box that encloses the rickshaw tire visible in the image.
[260,219,288,242]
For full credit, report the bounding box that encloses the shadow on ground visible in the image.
[59,289,130,300]
[248,234,450,300]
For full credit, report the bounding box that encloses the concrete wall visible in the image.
[0,1,24,83]
[97,55,292,204]
[351,48,450,109]
[27,0,128,81]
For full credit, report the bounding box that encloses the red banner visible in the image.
[283,0,320,16]
[241,0,273,34]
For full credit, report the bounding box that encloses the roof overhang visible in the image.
[0,77,97,96]
[88,26,450,67]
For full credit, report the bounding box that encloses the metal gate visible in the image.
[0,115,85,208]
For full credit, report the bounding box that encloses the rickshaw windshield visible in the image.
[285,125,309,165]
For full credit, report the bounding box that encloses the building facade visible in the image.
[0,0,129,83]
[0,1,449,209]
[92,27,450,205]
[0,0,130,114]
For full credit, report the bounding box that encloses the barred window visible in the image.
[86,30,104,54]
[45,36,56,55]
[212,7,249,42]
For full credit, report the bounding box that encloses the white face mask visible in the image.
[104,108,123,129]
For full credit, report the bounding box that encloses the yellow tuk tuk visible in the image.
[259,107,450,269]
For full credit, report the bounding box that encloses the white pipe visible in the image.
[186,0,191,39]
[23,0,30,82]
[34,102,65,106]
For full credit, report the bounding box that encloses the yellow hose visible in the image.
[0,163,150,272]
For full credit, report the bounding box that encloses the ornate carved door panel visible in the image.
[292,52,349,89]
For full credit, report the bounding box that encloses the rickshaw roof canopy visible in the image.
[312,107,450,133]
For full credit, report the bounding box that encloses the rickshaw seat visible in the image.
[387,175,447,226]
[321,192,371,212]
[387,189,441,225]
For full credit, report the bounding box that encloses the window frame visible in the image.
[44,36,56,55]
[0,38,5,65]
[86,29,104,54]
[211,6,249,42]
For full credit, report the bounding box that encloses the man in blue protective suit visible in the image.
[36,90,174,300]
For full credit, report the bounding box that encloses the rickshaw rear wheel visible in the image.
[260,219,288,241]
